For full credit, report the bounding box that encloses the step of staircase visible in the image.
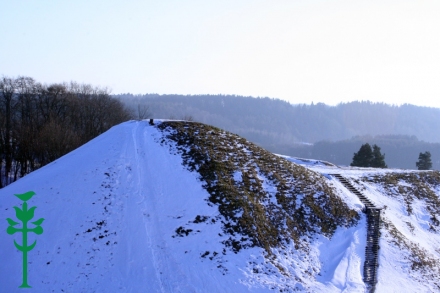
[330,173,381,293]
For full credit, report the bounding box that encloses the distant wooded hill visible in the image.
[116,94,440,169]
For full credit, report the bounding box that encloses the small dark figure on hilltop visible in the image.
[416,151,432,170]
[351,143,387,168]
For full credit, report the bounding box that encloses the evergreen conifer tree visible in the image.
[371,144,387,168]
[351,143,373,167]
[416,151,432,170]
[351,143,387,168]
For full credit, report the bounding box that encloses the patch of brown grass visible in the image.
[157,121,359,254]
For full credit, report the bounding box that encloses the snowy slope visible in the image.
[1,120,437,292]
[1,121,259,292]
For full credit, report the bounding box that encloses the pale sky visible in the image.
[1,0,440,107]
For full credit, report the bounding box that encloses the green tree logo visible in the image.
[6,191,44,288]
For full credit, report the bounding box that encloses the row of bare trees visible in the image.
[0,76,131,187]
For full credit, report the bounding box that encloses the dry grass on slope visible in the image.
[366,172,440,231]
[157,121,359,254]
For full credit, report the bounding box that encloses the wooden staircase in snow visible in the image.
[330,174,381,293]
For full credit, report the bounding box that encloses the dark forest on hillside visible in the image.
[117,94,440,169]
[0,76,130,187]
[117,93,440,143]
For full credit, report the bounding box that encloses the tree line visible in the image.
[116,94,440,146]
[0,76,130,187]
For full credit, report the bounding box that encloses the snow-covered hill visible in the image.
[1,120,439,292]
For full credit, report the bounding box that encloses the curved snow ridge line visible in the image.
[132,121,175,293]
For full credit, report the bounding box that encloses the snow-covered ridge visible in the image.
[1,120,439,292]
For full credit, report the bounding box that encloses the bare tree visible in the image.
[136,103,151,120]
[0,77,18,186]
[182,115,194,122]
